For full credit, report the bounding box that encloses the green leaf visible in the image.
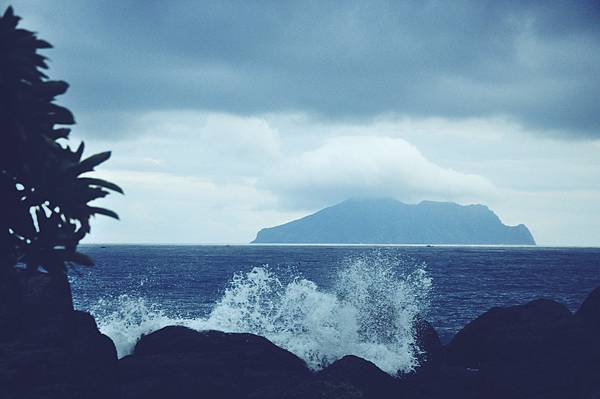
[74,142,85,160]
[2,7,121,274]
[88,206,119,220]
[47,104,75,125]
[35,39,52,49]
[3,6,20,29]
[83,187,110,202]
[72,151,111,175]
[49,128,71,140]
[79,177,124,194]
[36,80,69,97]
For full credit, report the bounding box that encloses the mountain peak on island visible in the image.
[252,198,535,245]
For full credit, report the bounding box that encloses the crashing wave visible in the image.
[91,253,431,374]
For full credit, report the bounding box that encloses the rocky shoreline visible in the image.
[1,269,599,399]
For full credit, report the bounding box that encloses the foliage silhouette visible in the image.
[1,6,122,274]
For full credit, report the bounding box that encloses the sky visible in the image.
[7,0,600,245]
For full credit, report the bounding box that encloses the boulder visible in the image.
[280,378,365,399]
[0,270,118,399]
[445,298,584,399]
[413,317,443,371]
[0,269,73,341]
[575,287,600,399]
[119,326,312,399]
[576,287,600,334]
[18,270,74,316]
[396,318,480,399]
[316,355,399,399]
[446,299,573,366]
[0,268,23,341]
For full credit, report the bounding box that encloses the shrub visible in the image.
[1,6,122,274]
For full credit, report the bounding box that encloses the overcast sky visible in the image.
[8,0,600,245]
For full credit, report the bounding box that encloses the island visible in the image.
[252,198,536,245]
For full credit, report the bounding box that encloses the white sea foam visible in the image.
[90,295,189,359]
[92,254,431,375]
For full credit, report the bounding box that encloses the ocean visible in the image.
[71,245,600,374]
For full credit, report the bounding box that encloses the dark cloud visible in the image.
[10,0,600,138]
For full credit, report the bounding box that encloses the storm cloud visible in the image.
[7,1,600,245]
[12,0,600,138]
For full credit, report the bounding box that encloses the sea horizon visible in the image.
[80,242,600,249]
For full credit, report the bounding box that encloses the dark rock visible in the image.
[316,355,399,399]
[398,325,478,398]
[397,318,475,399]
[576,287,600,399]
[413,317,443,370]
[0,270,118,399]
[18,270,74,316]
[398,364,484,399]
[119,326,312,399]
[445,298,584,398]
[0,320,118,399]
[0,270,21,342]
[576,287,600,334]
[0,269,73,342]
[3,267,600,399]
[446,299,573,366]
[279,379,365,399]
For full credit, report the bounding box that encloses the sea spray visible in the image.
[90,295,192,358]
[195,267,361,370]
[92,253,431,374]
